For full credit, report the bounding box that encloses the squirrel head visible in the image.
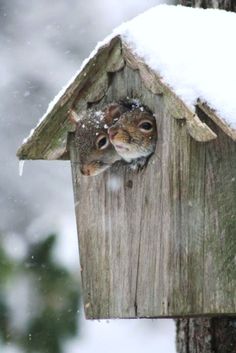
[73,103,128,176]
[108,108,157,163]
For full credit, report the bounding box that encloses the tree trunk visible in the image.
[179,0,236,11]
[176,2,236,353]
[176,318,236,353]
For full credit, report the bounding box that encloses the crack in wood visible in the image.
[134,233,141,317]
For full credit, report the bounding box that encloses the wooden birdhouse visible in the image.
[17,7,236,320]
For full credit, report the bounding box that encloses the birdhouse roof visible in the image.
[17,5,236,160]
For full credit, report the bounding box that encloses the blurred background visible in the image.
[0,0,176,352]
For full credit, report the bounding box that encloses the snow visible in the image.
[117,5,236,128]
[106,175,122,192]
[23,5,236,146]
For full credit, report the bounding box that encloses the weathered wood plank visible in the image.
[123,43,217,142]
[17,36,236,161]
[17,36,124,160]
[70,67,236,319]
[197,100,236,141]
[186,114,217,142]
[203,124,236,312]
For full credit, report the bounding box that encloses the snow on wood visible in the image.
[40,4,236,132]
[18,5,236,160]
[36,6,236,131]
[23,5,236,142]
[117,5,236,129]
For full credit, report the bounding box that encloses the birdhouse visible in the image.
[17,6,236,319]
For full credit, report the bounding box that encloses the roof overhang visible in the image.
[17,35,236,160]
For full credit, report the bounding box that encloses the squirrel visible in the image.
[71,103,129,176]
[108,106,157,168]
[70,100,157,176]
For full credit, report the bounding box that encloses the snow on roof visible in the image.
[23,4,236,147]
[117,5,236,129]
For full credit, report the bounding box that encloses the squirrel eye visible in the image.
[96,135,109,150]
[138,120,153,132]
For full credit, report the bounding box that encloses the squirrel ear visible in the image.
[104,103,125,125]
[68,109,79,125]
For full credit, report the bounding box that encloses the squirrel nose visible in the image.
[108,128,118,140]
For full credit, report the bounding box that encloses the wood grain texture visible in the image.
[70,67,236,319]
[17,36,124,160]
[18,36,236,160]
[197,100,236,141]
[176,317,236,353]
[122,43,218,142]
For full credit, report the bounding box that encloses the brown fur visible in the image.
[73,103,129,176]
[108,108,157,163]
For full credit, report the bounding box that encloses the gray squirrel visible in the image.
[71,100,157,176]
[71,103,127,176]
[108,107,157,167]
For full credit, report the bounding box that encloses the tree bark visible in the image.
[179,0,236,11]
[176,318,236,353]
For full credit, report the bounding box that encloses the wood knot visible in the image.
[126,180,133,188]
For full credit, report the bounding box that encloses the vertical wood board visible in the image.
[70,67,236,319]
